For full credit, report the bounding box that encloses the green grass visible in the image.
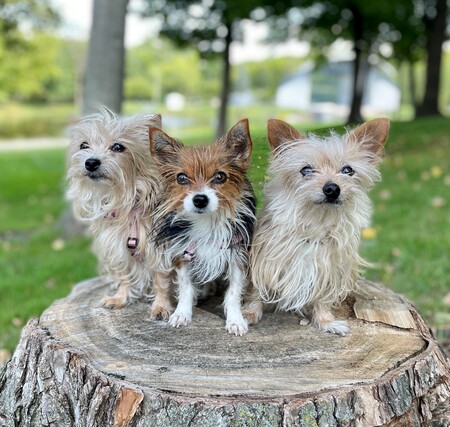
[0,150,96,351]
[0,117,449,353]
[360,117,450,325]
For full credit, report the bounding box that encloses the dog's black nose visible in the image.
[193,194,209,209]
[85,158,101,172]
[323,182,340,202]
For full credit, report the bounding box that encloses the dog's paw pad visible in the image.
[226,320,248,336]
[168,312,191,328]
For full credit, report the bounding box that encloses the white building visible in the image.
[275,60,401,121]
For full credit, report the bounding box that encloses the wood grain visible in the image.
[1,277,449,426]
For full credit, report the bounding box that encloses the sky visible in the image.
[52,0,310,64]
[53,0,158,48]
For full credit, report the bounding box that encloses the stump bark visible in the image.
[1,278,449,427]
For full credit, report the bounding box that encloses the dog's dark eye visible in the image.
[111,143,126,153]
[300,166,314,176]
[341,165,354,176]
[80,142,89,150]
[212,171,227,184]
[176,173,190,185]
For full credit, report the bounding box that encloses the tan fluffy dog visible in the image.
[245,118,389,335]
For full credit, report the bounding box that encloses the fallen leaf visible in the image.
[362,228,377,239]
[379,189,391,200]
[421,171,430,181]
[11,317,22,327]
[431,196,446,208]
[430,166,442,178]
[51,238,65,251]
[392,247,401,258]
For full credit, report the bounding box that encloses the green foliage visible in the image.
[125,39,220,101]
[0,0,60,102]
[141,0,264,54]
[0,32,84,103]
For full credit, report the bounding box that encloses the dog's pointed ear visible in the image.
[218,119,253,168]
[149,127,183,165]
[267,119,304,151]
[146,114,162,128]
[349,118,390,158]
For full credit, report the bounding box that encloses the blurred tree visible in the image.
[416,0,448,117]
[263,1,416,123]
[0,33,59,101]
[50,39,86,104]
[0,0,58,40]
[141,0,262,136]
[388,5,426,116]
[239,57,306,102]
[126,39,210,101]
[307,1,417,124]
[0,0,59,101]
[83,0,128,115]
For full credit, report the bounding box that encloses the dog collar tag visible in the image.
[127,237,139,250]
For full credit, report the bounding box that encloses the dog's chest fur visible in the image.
[158,214,242,282]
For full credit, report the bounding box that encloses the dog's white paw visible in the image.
[320,320,349,336]
[225,318,249,336]
[168,312,192,328]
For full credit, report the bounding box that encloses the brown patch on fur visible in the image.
[267,119,304,151]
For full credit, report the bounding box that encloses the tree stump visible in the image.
[1,278,449,427]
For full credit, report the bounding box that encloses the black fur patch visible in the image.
[154,211,191,247]
[233,180,256,248]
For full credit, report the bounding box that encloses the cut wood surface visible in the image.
[1,277,449,426]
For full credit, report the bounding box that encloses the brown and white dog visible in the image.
[149,120,256,335]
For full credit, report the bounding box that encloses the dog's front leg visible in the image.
[168,263,195,327]
[224,262,249,336]
[311,303,349,336]
[100,272,132,309]
[150,271,174,320]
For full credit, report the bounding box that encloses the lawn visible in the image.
[0,116,449,355]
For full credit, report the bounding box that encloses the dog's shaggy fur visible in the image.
[67,107,162,309]
[245,118,389,335]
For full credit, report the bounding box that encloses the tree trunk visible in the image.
[82,0,129,115]
[408,60,418,116]
[347,4,367,125]
[1,277,449,426]
[416,0,447,117]
[216,22,232,138]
